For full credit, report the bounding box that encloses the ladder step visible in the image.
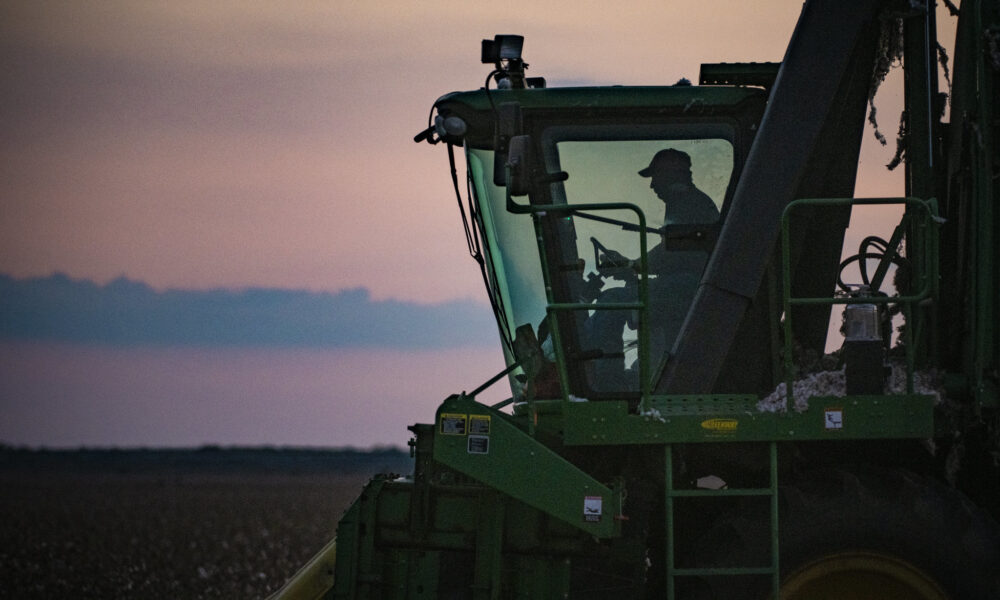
[668,487,774,498]
[671,567,776,577]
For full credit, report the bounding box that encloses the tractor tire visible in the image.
[692,467,1000,600]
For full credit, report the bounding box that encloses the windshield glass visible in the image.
[467,148,548,378]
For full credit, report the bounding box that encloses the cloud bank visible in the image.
[0,273,497,349]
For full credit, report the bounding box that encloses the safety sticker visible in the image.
[824,408,843,431]
[467,435,489,454]
[583,496,603,522]
[440,413,467,435]
[469,414,491,435]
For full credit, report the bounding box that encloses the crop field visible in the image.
[0,448,412,599]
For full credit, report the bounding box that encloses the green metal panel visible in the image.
[381,549,440,599]
[433,394,622,538]
[968,0,997,410]
[330,478,382,599]
[472,492,503,600]
[558,393,935,445]
[329,475,584,598]
[505,555,571,598]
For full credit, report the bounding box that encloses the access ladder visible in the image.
[664,441,781,599]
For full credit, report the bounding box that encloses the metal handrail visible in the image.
[779,196,941,405]
[506,179,654,415]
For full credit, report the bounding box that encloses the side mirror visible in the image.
[506,135,534,197]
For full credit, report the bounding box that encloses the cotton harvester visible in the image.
[272,0,1000,597]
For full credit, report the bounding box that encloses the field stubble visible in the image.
[0,451,402,599]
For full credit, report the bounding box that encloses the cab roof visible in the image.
[433,85,768,147]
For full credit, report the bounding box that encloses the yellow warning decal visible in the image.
[439,413,467,435]
[700,418,739,433]
[469,414,491,435]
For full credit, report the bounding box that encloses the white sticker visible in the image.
[824,408,843,430]
[467,435,489,454]
[583,496,603,522]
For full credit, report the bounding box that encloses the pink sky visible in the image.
[2,1,869,302]
[1,2,943,448]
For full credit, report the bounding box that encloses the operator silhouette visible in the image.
[639,148,719,226]
[584,148,719,391]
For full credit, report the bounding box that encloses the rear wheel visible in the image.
[779,551,949,599]
[695,467,1000,599]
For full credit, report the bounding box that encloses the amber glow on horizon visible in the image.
[0,341,508,448]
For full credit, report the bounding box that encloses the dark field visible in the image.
[0,447,413,599]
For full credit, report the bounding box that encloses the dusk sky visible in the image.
[1,1,925,448]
